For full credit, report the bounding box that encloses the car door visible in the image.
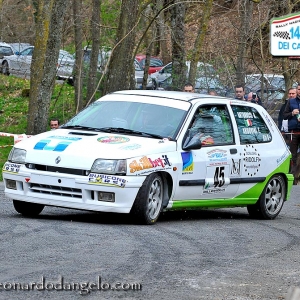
[174,103,242,200]
[13,47,33,76]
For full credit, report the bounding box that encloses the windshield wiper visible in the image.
[98,127,166,139]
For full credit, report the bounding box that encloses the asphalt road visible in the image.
[0,181,300,300]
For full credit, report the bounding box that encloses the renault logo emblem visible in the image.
[55,156,61,164]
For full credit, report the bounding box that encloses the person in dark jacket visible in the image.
[278,88,296,131]
[283,84,300,184]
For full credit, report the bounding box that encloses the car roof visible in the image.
[0,41,11,47]
[9,43,32,52]
[136,54,162,60]
[111,90,243,104]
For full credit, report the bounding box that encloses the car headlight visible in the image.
[8,148,27,164]
[91,159,127,175]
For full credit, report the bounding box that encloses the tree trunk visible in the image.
[27,0,69,135]
[103,0,140,95]
[236,0,253,86]
[86,0,101,103]
[27,0,54,134]
[73,0,84,113]
[188,0,213,86]
[170,0,186,91]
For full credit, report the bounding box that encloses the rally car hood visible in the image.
[16,129,176,169]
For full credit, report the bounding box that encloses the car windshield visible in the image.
[62,100,187,140]
[267,76,285,88]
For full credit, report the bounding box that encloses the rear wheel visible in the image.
[131,173,163,225]
[13,200,44,217]
[2,61,10,75]
[247,175,286,220]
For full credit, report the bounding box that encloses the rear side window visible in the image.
[231,105,272,144]
[0,46,13,56]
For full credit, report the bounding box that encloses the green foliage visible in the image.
[0,74,76,181]
[100,0,121,46]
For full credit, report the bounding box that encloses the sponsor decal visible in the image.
[2,162,21,173]
[34,136,81,152]
[97,136,129,144]
[129,155,172,174]
[88,173,127,188]
[119,143,141,150]
[237,111,258,119]
[231,159,241,176]
[203,188,226,194]
[181,152,194,174]
[244,119,253,127]
[277,149,289,165]
[243,145,261,176]
[262,111,275,132]
[207,149,227,165]
[242,127,260,135]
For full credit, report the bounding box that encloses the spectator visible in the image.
[183,82,194,93]
[234,85,246,100]
[278,88,296,132]
[50,118,60,130]
[283,84,300,184]
[247,92,263,106]
[208,90,218,96]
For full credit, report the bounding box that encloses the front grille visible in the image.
[28,164,88,176]
[29,183,82,198]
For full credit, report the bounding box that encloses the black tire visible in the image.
[131,173,164,225]
[247,175,286,220]
[2,61,10,75]
[13,200,44,217]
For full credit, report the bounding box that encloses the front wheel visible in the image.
[131,173,164,225]
[247,175,286,220]
[13,200,44,217]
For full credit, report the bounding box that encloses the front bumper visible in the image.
[3,168,146,214]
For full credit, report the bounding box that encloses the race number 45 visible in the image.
[214,166,225,187]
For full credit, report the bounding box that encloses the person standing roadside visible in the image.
[247,92,263,106]
[234,85,246,100]
[283,84,300,184]
[50,118,60,130]
[183,82,195,93]
[278,88,296,132]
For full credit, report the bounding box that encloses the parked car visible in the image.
[2,90,293,225]
[0,42,15,71]
[135,54,164,74]
[134,58,154,89]
[151,61,217,89]
[1,46,74,80]
[0,42,14,58]
[82,47,111,73]
[9,43,32,54]
[246,74,298,91]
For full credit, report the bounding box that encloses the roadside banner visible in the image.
[270,12,300,56]
[0,132,32,145]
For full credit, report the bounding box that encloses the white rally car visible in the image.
[2,90,293,224]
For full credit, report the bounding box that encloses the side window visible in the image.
[231,105,272,144]
[183,104,234,148]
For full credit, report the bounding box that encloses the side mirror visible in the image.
[182,137,202,151]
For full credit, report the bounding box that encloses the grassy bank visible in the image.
[0,74,76,181]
